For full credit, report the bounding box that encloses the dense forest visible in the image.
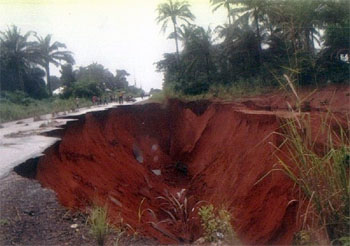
[156,0,349,95]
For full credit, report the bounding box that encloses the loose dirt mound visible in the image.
[36,85,350,245]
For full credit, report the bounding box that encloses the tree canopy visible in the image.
[157,0,350,95]
[0,26,145,99]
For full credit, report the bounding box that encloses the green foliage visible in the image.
[198,204,236,243]
[276,112,350,243]
[293,230,313,245]
[63,80,102,98]
[0,26,75,96]
[157,0,349,96]
[88,206,110,246]
[60,63,76,87]
[33,34,75,95]
[156,0,195,57]
[0,219,9,226]
[337,236,350,246]
[150,78,269,103]
[60,63,143,98]
[0,95,92,123]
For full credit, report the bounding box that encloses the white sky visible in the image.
[0,0,226,92]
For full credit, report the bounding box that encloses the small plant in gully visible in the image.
[198,204,238,243]
[87,205,110,246]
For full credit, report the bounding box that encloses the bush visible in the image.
[62,80,102,99]
[198,204,237,243]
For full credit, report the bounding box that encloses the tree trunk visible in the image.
[227,5,232,25]
[45,64,52,96]
[254,9,263,66]
[205,54,210,84]
[173,21,180,64]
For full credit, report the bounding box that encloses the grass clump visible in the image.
[276,113,350,244]
[198,204,237,243]
[87,206,110,246]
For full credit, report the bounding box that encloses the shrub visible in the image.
[198,204,237,243]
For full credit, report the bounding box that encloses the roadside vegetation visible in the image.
[0,91,93,123]
[155,0,349,97]
[0,27,145,123]
[275,99,349,245]
[87,206,110,246]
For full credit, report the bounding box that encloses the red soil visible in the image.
[36,85,350,245]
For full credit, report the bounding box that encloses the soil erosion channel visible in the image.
[32,95,346,245]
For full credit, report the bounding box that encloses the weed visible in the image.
[156,189,191,226]
[111,216,128,246]
[293,230,313,245]
[0,219,9,226]
[198,204,237,243]
[87,206,110,246]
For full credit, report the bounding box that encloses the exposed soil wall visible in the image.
[36,85,350,245]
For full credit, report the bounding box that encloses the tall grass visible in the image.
[272,74,350,244]
[0,97,92,123]
[277,114,349,244]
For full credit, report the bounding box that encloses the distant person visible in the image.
[92,96,97,105]
[141,92,144,99]
[75,97,80,108]
[118,91,124,104]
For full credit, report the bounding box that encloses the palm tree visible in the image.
[156,0,195,62]
[168,24,198,51]
[34,34,75,95]
[210,0,236,25]
[0,26,36,91]
[232,0,269,65]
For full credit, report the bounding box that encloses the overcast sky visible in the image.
[0,0,226,92]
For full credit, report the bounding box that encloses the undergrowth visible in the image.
[0,96,92,123]
[149,80,274,103]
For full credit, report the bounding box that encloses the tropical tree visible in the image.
[23,67,48,99]
[156,0,195,61]
[231,0,270,65]
[115,69,130,89]
[210,0,236,25]
[0,26,36,91]
[34,34,75,95]
[60,63,76,87]
[168,24,198,51]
